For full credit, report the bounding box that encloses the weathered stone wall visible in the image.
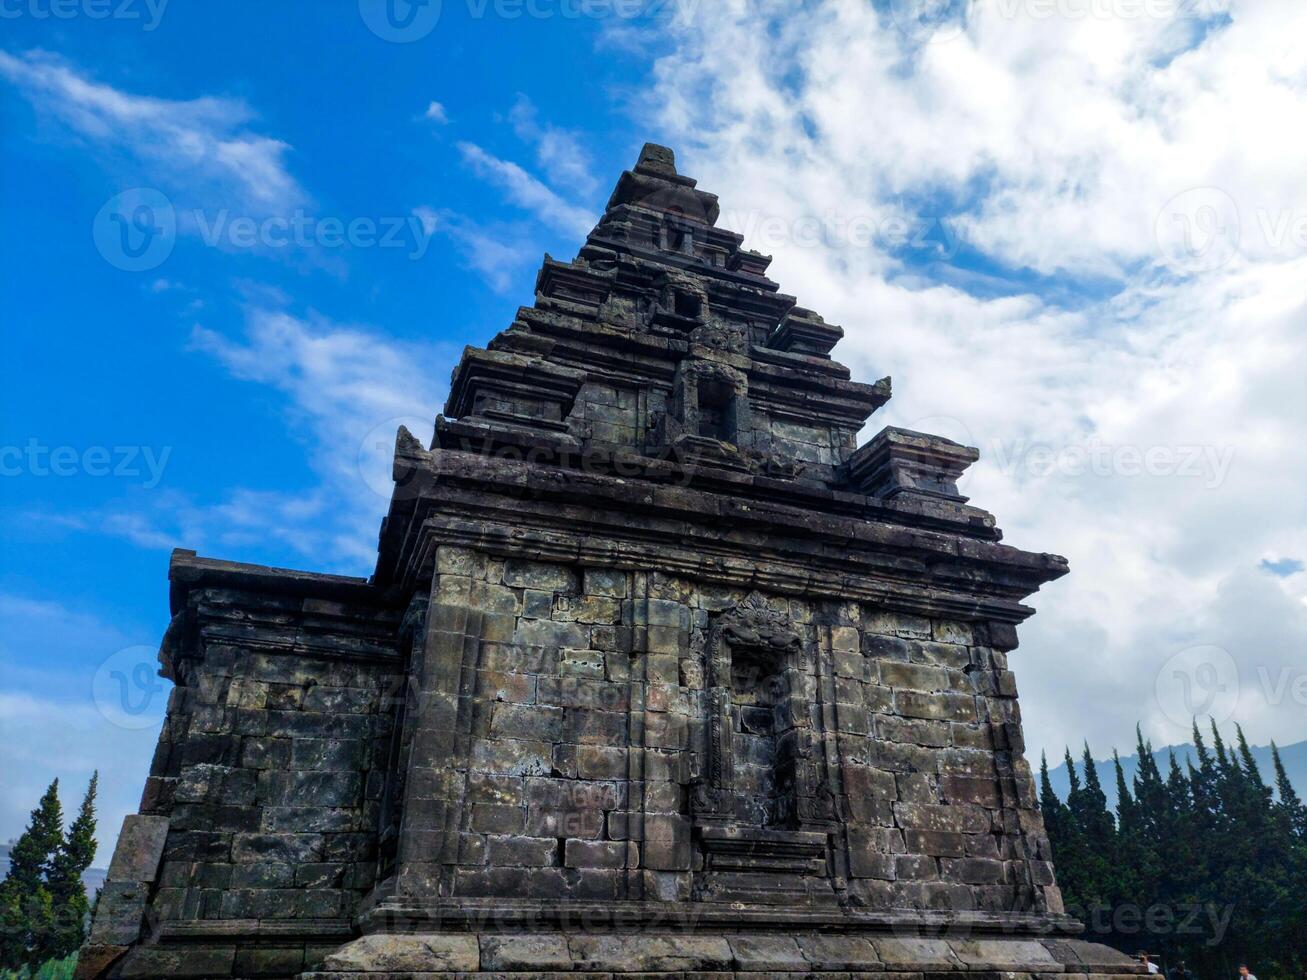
[388,547,1055,915]
[150,635,399,923]
[86,561,402,978]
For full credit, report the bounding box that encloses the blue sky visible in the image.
[4,0,1307,860]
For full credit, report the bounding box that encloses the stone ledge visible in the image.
[298,933,1143,978]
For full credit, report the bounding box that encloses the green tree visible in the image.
[0,781,63,969]
[1066,744,1115,913]
[1270,741,1305,836]
[1043,723,1307,975]
[45,773,97,960]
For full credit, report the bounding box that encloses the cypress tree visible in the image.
[1041,722,1307,974]
[1070,744,1116,925]
[47,772,97,959]
[1038,752,1064,839]
[1270,742,1306,836]
[1079,743,1113,840]
[1113,750,1134,830]
[1235,725,1263,781]
[1210,719,1232,774]
[0,780,63,969]
[1053,748,1091,916]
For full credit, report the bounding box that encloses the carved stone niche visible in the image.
[663,357,753,470]
[690,595,837,906]
[647,270,709,333]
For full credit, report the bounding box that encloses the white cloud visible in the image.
[425,100,448,124]
[0,49,304,210]
[508,94,599,197]
[43,305,451,573]
[183,306,448,566]
[412,206,439,236]
[456,141,595,237]
[643,0,1307,759]
[433,212,540,293]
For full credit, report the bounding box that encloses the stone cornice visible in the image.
[374,445,1067,623]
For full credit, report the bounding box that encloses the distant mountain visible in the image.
[0,843,106,897]
[1045,738,1307,811]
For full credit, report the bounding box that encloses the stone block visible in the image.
[871,935,961,970]
[87,881,147,945]
[561,646,607,677]
[576,744,628,779]
[895,689,977,723]
[231,832,323,864]
[947,938,1060,971]
[106,814,170,883]
[469,803,525,834]
[486,834,557,866]
[564,838,628,868]
[795,934,883,969]
[117,945,236,978]
[322,934,480,973]
[880,661,948,692]
[567,934,733,972]
[71,943,128,980]
[727,935,807,971]
[470,737,553,775]
[504,559,576,593]
[584,568,629,597]
[480,934,573,970]
[233,945,305,977]
[938,775,1002,808]
[525,806,604,839]
[490,702,564,741]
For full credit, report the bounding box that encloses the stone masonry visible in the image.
[82,145,1142,979]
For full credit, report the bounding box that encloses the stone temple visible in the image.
[82,145,1140,979]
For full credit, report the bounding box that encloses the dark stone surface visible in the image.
[83,144,1136,979]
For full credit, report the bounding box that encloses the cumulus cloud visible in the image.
[644,0,1307,758]
[0,49,304,210]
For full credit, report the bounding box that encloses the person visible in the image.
[1168,960,1190,980]
[1137,951,1161,975]
[1238,965,1258,980]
